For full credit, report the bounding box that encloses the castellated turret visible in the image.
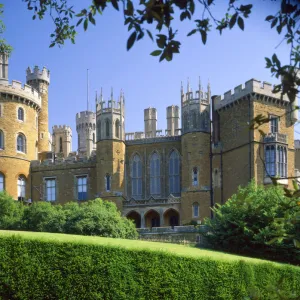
[144,108,157,138]
[26,66,51,153]
[96,88,125,141]
[166,105,180,136]
[76,111,96,156]
[52,125,72,158]
[181,78,211,134]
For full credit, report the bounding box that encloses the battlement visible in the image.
[26,66,50,84]
[76,111,96,125]
[0,80,41,108]
[214,78,290,110]
[52,125,72,133]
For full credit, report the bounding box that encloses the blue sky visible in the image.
[2,0,298,150]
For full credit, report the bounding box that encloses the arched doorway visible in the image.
[145,209,160,228]
[126,211,141,228]
[164,209,179,228]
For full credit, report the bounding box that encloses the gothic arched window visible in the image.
[115,119,120,138]
[0,129,4,149]
[78,134,80,151]
[17,175,26,199]
[150,152,160,195]
[169,150,180,194]
[59,137,63,153]
[18,107,24,121]
[17,133,26,153]
[97,120,101,141]
[0,172,4,192]
[192,110,197,129]
[106,119,110,137]
[93,133,95,144]
[183,112,188,131]
[131,154,142,197]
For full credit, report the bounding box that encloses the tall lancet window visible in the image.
[131,154,142,197]
[183,112,188,131]
[192,111,197,129]
[97,120,101,141]
[105,119,110,137]
[150,152,160,195]
[59,137,63,153]
[115,119,120,138]
[169,150,180,194]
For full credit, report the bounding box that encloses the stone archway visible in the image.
[144,209,160,228]
[164,208,179,228]
[126,211,141,228]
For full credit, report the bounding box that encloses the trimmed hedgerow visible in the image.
[0,231,299,300]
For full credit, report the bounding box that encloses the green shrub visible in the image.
[0,194,137,239]
[204,181,300,264]
[0,231,299,300]
[22,202,66,233]
[0,192,24,229]
[63,198,138,239]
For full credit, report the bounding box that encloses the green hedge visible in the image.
[0,231,299,300]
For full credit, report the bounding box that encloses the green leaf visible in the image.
[84,18,88,31]
[187,29,197,37]
[49,43,55,48]
[89,14,96,25]
[271,17,278,28]
[76,18,83,26]
[200,30,207,44]
[229,13,238,29]
[150,50,162,56]
[237,17,244,30]
[146,30,153,41]
[127,31,137,50]
[111,0,119,11]
[265,15,274,21]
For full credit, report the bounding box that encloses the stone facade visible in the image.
[0,54,298,228]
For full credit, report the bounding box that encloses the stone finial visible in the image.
[187,77,190,93]
[181,81,183,95]
[111,87,113,100]
[199,76,202,92]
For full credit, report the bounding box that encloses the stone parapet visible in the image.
[214,79,289,110]
[53,125,72,133]
[30,157,96,170]
[0,80,41,108]
[125,135,181,145]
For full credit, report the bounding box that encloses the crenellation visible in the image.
[26,66,50,84]
[0,80,42,107]
[214,78,290,110]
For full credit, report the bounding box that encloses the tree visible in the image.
[0,191,24,230]
[21,0,299,103]
[203,181,300,264]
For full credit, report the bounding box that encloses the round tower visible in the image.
[26,66,50,154]
[180,78,212,224]
[76,111,96,156]
[52,125,72,158]
[0,55,41,200]
[95,89,125,209]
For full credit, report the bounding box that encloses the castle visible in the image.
[0,53,298,228]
